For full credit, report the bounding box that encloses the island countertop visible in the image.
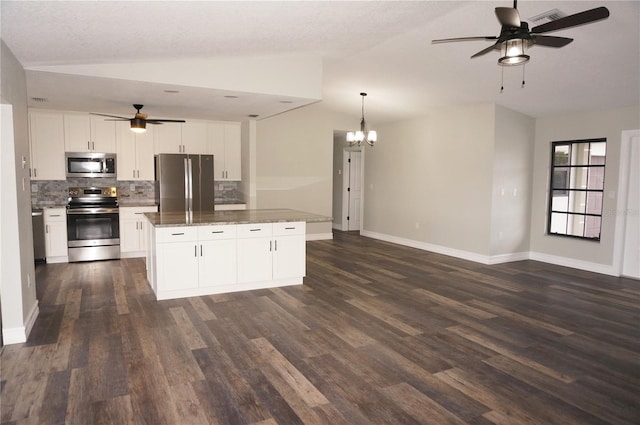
[144,208,332,227]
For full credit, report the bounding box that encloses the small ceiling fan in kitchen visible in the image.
[431,0,609,88]
[91,104,185,133]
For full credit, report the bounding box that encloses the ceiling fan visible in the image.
[91,104,185,133]
[432,0,610,66]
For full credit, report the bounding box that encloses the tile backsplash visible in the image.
[31,179,241,208]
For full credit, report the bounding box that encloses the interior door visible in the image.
[347,151,362,231]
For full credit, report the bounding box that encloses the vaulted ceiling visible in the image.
[2,1,638,124]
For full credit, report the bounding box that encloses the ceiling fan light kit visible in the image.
[498,39,529,66]
[347,92,377,147]
[130,117,147,133]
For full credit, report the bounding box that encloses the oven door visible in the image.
[67,208,120,247]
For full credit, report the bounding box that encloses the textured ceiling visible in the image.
[2,1,639,124]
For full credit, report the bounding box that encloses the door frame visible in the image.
[613,129,640,277]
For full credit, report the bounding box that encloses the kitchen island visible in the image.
[144,209,331,300]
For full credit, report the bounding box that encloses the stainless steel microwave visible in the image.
[65,152,116,178]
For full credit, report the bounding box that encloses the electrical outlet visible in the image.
[129,183,136,191]
[31,184,38,193]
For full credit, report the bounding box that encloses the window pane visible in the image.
[586,192,603,215]
[587,166,605,190]
[553,145,570,165]
[585,216,602,239]
[551,191,569,211]
[590,142,606,161]
[567,191,586,214]
[568,214,585,238]
[573,143,591,166]
[551,168,569,190]
[569,167,589,189]
[550,213,568,234]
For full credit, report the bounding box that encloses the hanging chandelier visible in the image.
[346,92,377,147]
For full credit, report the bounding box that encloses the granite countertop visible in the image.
[144,208,331,227]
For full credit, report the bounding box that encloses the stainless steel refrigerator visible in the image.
[155,154,214,214]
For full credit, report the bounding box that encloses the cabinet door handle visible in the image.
[200,245,203,256]
[275,240,278,251]
[211,230,224,234]
[171,232,185,236]
[45,224,49,233]
[92,141,95,150]
[195,245,197,257]
[34,168,37,178]
[87,141,91,150]
[269,240,272,252]
[249,228,262,232]
[285,227,295,230]
[137,170,140,178]
[133,170,136,179]
[50,214,61,217]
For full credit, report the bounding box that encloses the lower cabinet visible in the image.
[44,208,68,263]
[119,206,158,258]
[150,221,305,300]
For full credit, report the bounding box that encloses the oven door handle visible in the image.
[67,208,120,215]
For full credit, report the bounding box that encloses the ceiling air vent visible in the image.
[31,97,48,103]
[528,8,566,25]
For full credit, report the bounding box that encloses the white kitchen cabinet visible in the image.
[198,225,237,288]
[116,122,155,180]
[28,110,66,180]
[148,221,305,300]
[155,227,200,292]
[237,224,273,283]
[64,113,117,153]
[119,206,158,257]
[44,208,68,263]
[153,122,184,153]
[273,222,306,279]
[210,122,242,181]
[236,222,305,284]
[181,121,211,154]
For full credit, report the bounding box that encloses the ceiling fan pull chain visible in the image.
[500,67,504,93]
[521,64,526,88]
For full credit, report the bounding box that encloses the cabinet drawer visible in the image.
[120,206,157,219]
[198,224,237,241]
[44,208,66,222]
[155,226,198,243]
[236,223,273,238]
[273,222,305,236]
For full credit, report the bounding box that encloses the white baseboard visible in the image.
[307,232,333,241]
[529,251,618,276]
[2,301,39,345]
[360,230,615,275]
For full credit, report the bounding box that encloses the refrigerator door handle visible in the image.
[187,158,194,213]
[184,158,190,213]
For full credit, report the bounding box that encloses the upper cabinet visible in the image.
[210,122,241,181]
[153,122,183,154]
[28,110,66,180]
[116,121,155,181]
[181,121,210,154]
[64,113,117,153]
[154,121,212,154]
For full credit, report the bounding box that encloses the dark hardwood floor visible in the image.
[2,231,639,424]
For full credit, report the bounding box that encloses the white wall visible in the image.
[530,106,640,274]
[255,102,353,238]
[1,40,39,344]
[362,104,497,257]
[490,105,535,257]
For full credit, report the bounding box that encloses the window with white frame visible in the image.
[547,139,606,240]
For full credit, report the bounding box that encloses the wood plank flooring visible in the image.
[1,230,639,424]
